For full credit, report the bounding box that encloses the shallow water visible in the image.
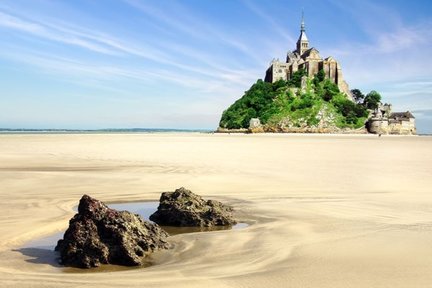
[22,201,247,272]
[110,201,248,235]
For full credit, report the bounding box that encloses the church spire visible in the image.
[301,10,305,32]
[296,11,309,55]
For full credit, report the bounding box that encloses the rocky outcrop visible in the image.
[215,127,248,133]
[248,118,264,133]
[150,187,237,227]
[55,195,169,268]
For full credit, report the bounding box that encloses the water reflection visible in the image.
[24,201,247,250]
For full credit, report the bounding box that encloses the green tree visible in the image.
[316,69,325,82]
[321,79,340,101]
[312,69,325,87]
[219,79,277,129]
[287,69,306,88]
[331,93,368,126]
[351,88,365,104]
[363,90,381,110]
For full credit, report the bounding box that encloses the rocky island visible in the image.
[218,15,416,135]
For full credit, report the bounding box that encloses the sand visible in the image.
[0,133,432,287]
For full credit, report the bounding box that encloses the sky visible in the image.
[0,0,431,133]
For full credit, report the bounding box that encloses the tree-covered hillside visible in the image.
[219,70,380,131]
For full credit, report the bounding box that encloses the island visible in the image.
[217,15,416,135]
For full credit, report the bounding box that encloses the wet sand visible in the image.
[0,133,431,287]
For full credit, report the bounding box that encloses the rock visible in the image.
[55,195,169,268]
[215,127,248,133]
[150,187,237,227]
[248,118,264,133]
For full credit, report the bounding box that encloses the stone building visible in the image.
[265,14,351,98]
[367,104,416,135]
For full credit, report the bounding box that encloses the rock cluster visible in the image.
[150,187,237,227]
[55,195,169,268]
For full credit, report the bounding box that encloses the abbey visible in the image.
[265,15,351,98]
[218,14,416,135]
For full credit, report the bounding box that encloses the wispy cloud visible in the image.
[0,46,252,99]
[326,0,432,56]
[0,11,121,55]
[0,11,41,32]
[123,0,264,63]
[373,24,431,53]
[0,7,260,90]
[0,9,181,61]
[411,109,432,119]
[327,21,432,57]
[123,0,203,39]
[241,0,295,44]
[324,18,432,88]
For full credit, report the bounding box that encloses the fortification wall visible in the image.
[368,118,388,134]
[368,118,416,135]
[388,120,416,135]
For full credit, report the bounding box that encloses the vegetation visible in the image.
[363,90,382,110]
[286,68,307,88]
[219,69,376,130]
[351,88,365,104]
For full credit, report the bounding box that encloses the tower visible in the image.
[296,12,309,55]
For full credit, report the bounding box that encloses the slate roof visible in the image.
[390,111,415,120]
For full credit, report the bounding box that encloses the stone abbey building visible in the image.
[265,15,351,98]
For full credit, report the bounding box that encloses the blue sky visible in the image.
[0,0,431,133]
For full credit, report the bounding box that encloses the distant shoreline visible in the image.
[0,128,213,134]
[0,129,429,136]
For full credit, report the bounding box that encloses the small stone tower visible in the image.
[296,12,309,55]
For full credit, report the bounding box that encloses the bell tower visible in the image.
[296,12,309,55]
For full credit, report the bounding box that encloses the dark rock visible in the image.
[55,195,169,268]
[150,187,237,227]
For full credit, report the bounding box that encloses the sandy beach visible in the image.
[0,133,432,287]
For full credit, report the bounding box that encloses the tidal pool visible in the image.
[22,201,247,272]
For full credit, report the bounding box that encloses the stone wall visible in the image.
[367,118,416,135]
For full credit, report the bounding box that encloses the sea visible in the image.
[0,128,213,134]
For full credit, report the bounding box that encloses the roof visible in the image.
[298,31,308,42]
[324,56,337,62]
[390,111,415,120]
[301,47,320,59]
